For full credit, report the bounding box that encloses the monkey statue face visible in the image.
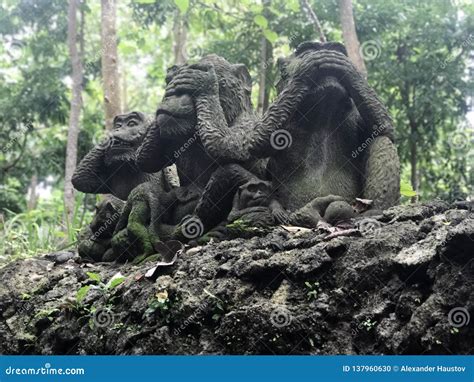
[237,180,273,209]
[104,111,150,167]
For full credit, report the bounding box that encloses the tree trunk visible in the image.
[257,1,273,114]
[173,11,188,65]
[122,67,128,112]
[64,0,84,227]
[400,80,419,203]
[410,124,419,203]
[300,0,326,42]
[338,0,367,77]
[257,36,269,114]
[101,0,121,130]
[27,174,38,211]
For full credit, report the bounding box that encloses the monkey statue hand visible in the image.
[166,63,219,98]
[269,200,290,225]
[291,47,393,141]
[294,49,359,83]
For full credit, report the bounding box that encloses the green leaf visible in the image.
[286,0,300,12]
[400,180,417,197]
[86,272,101,283]
[174,0,189,13]
[134,0,156,4]
[263,29,278,44]
[250,4,263,13]
[76,285,90,303]
[119,42,137,55]
[253,14,268,29]
[108,276,125,290]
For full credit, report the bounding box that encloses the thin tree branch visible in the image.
[300,0,326,42]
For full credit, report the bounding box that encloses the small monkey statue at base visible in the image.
[205,179,289,240]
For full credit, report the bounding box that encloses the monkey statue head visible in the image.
[225,179,279,229]
[235,179,273,210]
[199,54,253,124]
[276,41,350,117]
[72,111,165,200]
[103,111,151,167]
[136,54,253,175]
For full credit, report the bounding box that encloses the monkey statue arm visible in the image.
[324,54,400,208]
[361,135,400,209]
[168,64,311,162]
[72,144,110,194]
[136,121,183,174]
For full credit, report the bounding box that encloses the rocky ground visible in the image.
[0,201,472,355]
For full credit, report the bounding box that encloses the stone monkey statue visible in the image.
[105,55,263,259]
[77,195,124,262]
[204,179,288,240]
[136,55,263,188]
[134,55,267,239]
[168,42,399,236]
[110,184,201,261]
[227,179,289,227]
[73,111,179,261]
